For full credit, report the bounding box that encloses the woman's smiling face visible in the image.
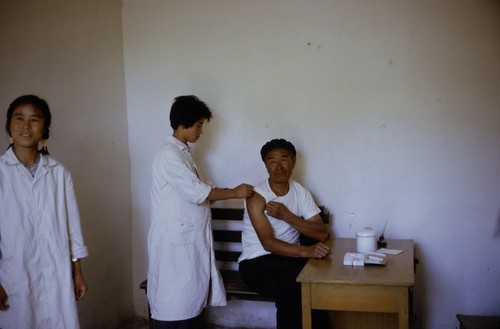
[10,104,45,150]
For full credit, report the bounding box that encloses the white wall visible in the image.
[0,1,133,328]
[123,1,500,328]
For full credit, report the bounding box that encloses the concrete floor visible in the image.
[117,316,254,329]
[115,315,148,329]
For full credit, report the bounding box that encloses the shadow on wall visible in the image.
[494,209,500,238]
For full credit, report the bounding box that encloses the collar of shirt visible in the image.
[3,147,58,168]
[166,135,201,178]
[166,135,188,150]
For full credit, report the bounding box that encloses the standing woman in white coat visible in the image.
[0,95,89,328]
[147,95,253,329]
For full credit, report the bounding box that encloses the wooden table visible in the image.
[297,238,414,329]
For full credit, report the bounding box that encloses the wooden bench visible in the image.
[456,314,500,329]
[140,206,329,303]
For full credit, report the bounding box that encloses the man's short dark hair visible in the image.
[170,95,212,129]
[260,139,297,161]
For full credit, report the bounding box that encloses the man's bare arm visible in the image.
[264,201,329,242]
[247,193,329,258]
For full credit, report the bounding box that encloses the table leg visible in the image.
[398,288,409,329]
[301,283,312,329]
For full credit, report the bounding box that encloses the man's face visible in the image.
[264,148,296,184]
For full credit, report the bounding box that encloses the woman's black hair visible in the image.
[169,95,212,130]
[260,139,297,161]
[6,95,52,155]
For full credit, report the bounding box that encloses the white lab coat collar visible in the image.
[3,147,58,167]
[3,147,59,183]
[166,135,190,151]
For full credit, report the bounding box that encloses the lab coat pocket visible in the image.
[169,217,196,245]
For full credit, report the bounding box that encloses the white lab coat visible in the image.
[0,148,88,329]
[147,136,226,321]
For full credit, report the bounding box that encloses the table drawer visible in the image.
[310,283,408,314]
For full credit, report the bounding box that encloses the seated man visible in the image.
[238,139,330,329]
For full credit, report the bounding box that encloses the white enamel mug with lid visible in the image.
[356,227,377,253]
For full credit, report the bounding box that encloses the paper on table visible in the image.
[377,248,404,255]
